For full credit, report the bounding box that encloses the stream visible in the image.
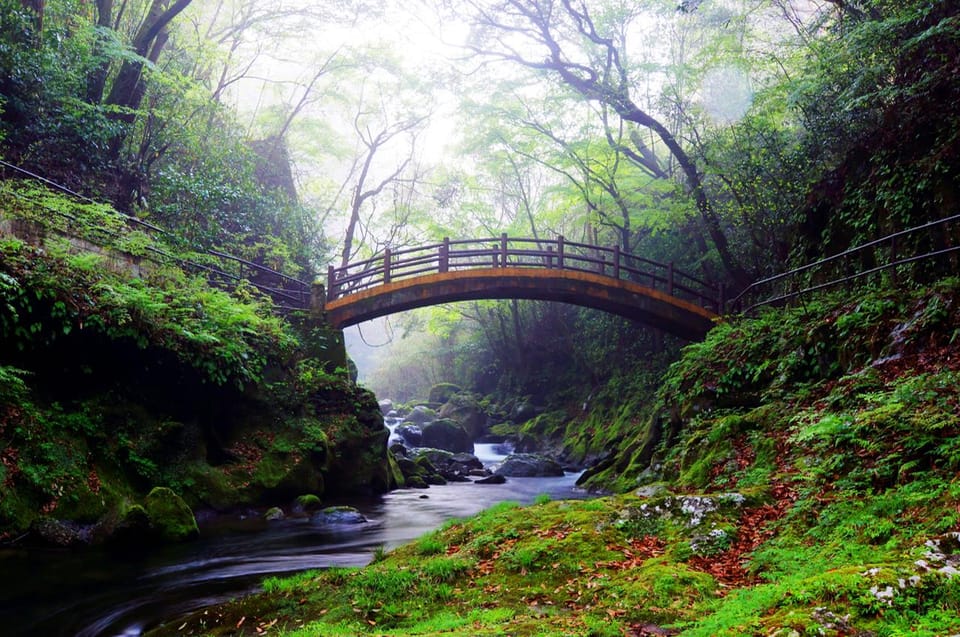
[0,442,587,637]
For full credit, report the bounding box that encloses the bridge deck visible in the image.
[324,267,717,340]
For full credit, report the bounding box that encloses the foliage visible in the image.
[793,1,960,252]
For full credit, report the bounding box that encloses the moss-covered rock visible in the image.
[315,506,367,525]
[144,487,199,542]
[294,493,322,513]
[438,391,488,439]
[420,418,473,453]
[428,382,462,405]
[386,451,405,489]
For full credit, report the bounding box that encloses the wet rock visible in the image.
[407,476,429,489]
[450,453,484,472]
[421,419,473,453]
[378,399,394,414]
[513,400,539,423]
[395,423,423,447]
[107,504,151,545]
[411,448,483,481]
[30,517,93,547]
[293,494,322,514]
[475,474,506,485]
[145,487,199,542]
[494,453,564,477]
[315,506,367,525]
[264,507,285,521]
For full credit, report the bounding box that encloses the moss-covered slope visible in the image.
[152,279,960,636]
[0,190,390,541]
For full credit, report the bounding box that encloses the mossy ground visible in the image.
[146,280,960,636]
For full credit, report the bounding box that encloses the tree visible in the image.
[338,108,428,268]
[458,0,753,287]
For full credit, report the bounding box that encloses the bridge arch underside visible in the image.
[325,269,717,341]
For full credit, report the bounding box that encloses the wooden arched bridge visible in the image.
[319,236,723,341]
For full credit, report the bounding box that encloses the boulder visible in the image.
[494,453,564,477]
[395,423,423,447]
[412,448,482,481]
[404,405,436,425]
[475,474,507,485]
[428,383,462,405]
[378,399,394,414]
[439,392,489,439]
[293,494,323,514]
[513,400,539,423]
[315,506,367,525]
[264,507,285,521]
[421,419,473,453]
[406,475,429,489]
[387,451,406,489]
[145,487,199,542]
[107,503,152,545]
[30,517,93,547]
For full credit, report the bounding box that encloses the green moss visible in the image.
[428,383,462,405]
[295,494,322,511]
[144,486,198,542]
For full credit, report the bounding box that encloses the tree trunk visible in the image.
[20,0,43,34]
[105,0,193,118]
[86,0,114,103]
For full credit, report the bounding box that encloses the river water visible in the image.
[0,442,587,637]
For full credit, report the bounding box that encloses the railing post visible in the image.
[546,245,554,269]
[557,235,565,269]
[491,243,498,267]
[310,282,326,317]
[500,233,508,268]
[612,245,620,280]
[327,265,336,301]
[440,237,449,273]
[597,254,605,275]
[889,235,898,286]
[383,248,392,284]
[667,261,674,296]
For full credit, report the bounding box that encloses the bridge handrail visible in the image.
[729,213,960,313]
[328,235,722,311]
[0,160,312,313]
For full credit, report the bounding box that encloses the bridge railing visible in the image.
[728,213,960,314]
[328,234,722,311]
[0,160,312,314]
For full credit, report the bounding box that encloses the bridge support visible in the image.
[304,282,349,373]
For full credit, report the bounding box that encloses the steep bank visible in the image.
[155,279,960,635]
[0,188,391,543]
